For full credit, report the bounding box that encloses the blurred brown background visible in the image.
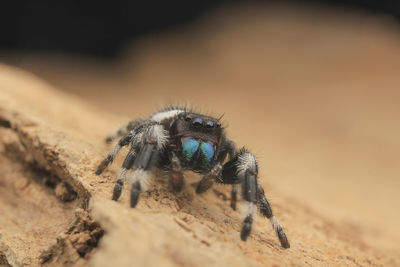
[1,1,400,256]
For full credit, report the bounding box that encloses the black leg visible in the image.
[130,180,141,208]
[241,214,253,241]
[96,133,133,175]
[257,184,290,248]
[230,185,239,210]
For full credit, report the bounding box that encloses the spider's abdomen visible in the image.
[181,138,215,170]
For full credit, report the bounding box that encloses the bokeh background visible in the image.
[1,0,400,253]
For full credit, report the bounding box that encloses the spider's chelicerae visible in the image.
[95,107,290,248]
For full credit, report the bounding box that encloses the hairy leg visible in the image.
[230,184,239,210]
[257,183,290,248]
[219,149,290,247]
[96,132,133,175]
[112,146,137,201]
[238,152,258,241]
[128,124,168,207]
[105,119,143,143]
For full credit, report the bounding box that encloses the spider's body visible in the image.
[96,107,290,248]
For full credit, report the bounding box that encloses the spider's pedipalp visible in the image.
[196,163,222,194]
[169,152,185,192]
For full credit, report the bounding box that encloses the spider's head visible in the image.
[173,112,223,170]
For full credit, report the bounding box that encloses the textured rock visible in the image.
[0,64,399,266]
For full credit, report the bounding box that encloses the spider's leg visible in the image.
[237,152,258,241]
[217,149,258,241]
[105,119,143,143]
[170,152,185,192]
[216,139,239,210]
[257,183,290,248]
[220,149,290,247]
[112,146,137,201]
[230,184,239,210]
[129,124,168,208]
[96,132,133,175]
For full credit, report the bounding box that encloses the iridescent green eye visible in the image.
[182,139,199,161]
[200,142,214,163]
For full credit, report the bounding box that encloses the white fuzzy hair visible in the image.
[129,169,152,191]
[236,152,257,177]
[269,216,281,232]
[132,124,169,150]
[150,108,184,122]
[147,124,169,150]
[239,202,258,220]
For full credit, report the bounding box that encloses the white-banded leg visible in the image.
[219,150,258,240]
[96,132,133,175]
[238,152,258,241]
[257,183,290,248]
[128,124,169,207]
[105,119,143,143]
[220,149,290,247]
[112,146,137,201]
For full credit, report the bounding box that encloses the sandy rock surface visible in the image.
[1,62,399,267]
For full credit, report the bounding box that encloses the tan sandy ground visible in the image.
[1,3,400,266]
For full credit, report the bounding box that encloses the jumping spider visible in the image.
[95,107,290,248]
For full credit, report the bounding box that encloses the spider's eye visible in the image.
[205,121,214,128]
[216,122,221,128]
[185,116,191,121]
[192,118,203,127]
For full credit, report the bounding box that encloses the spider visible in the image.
[95,107,290,248]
